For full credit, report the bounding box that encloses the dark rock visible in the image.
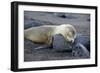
[24,19,57,29]
[24,20,42,29]
[53,13,77,19]
[59,14,66,18]
[52,34,90,58]
[52,34,72,52]
[72,43,90,58]
[72,34,90,58]
[74,34,90,52]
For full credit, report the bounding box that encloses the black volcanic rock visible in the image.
[72,43,90,58]
[74,34,90,52]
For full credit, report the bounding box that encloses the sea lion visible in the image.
[24,24,76,49]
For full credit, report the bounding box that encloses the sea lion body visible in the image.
[24,24,76,46]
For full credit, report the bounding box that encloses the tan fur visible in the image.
[24,24,76,46]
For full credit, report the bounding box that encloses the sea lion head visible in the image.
[59,24,77,43]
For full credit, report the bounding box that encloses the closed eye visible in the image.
[68,32,73,37]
